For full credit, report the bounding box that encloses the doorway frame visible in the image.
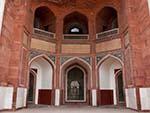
[28,69,37,104]
[115,69,125,105]
[65,65,87,103]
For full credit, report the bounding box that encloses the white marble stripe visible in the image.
[148,0,150,14]
[55,89,60,106]
[0,0,6,35]
[92,89,97,106]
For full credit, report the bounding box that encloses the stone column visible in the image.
[54,15,63,106]
[89,13,97,106]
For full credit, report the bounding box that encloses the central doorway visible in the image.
[65,66,86,103]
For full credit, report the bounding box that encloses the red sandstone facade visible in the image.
[0,0,150,111]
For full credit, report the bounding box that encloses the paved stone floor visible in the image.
[1,105,149,113]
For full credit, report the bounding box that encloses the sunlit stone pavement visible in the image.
[1,105,148,113]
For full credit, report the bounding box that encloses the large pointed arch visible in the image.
[97,54,125,106]
[27,54,55,105]
[61,57,92,88]
[60,57,92,104]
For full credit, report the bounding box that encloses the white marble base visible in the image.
[0,86,13,110]
[125,88,137,110]
[16,88,27,109]
[140,88,150,110]
[55,89,60,106]
[92,89,97,106]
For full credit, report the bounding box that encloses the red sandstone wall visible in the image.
[120,0,150,88]
[120,0,150,110]
[0,0,31,87]
[0,0,16,86]
[134,0,150,86]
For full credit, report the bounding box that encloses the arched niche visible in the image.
[65,65,86,102]
[98,56,124,105]
[34,6,56,33]
[96,7,118,33]
[61,58,92,104]
[63,11,89,34]
[29,57,54,105]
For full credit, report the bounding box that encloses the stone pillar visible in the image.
[54,15,63,106]
[89,13,97,106]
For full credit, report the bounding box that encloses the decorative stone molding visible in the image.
[96,53,106,64]
[112,51,123,61]
[61,56,73,65]
[30,49,56,64]
[80,56,91,65]
[124,31,130,48]
[96,50,123,64]
[48,0,96,9]
[61,56,92,65]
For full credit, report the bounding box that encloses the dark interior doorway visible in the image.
[66,67,85,102]
[28,71,36,104]
[116,71,125,105]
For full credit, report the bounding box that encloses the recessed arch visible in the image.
[61,57,92,104]
[61,57,92,87]
[65,65,86,102]
[34,6,56,33]
[28,54,55,105]
[63,11,89,34]
[96,6,118,33]
[97,54,125,106]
